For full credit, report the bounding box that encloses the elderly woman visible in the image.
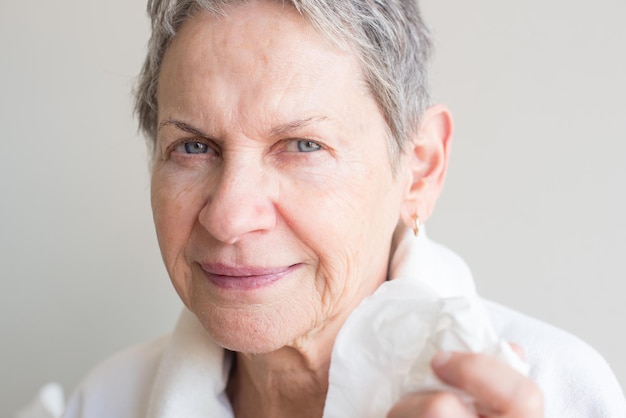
[48,0,625,417]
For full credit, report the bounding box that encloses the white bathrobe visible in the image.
[26,231,626,417]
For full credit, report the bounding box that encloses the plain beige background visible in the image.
[1,0,624,415]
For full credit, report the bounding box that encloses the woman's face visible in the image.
[152,1,412,353]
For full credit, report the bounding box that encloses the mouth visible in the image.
[199,263,301,290]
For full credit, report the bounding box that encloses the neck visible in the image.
[226,305,354,418]
[227,344,332,418]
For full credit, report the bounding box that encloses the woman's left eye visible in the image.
[287,139,322,153]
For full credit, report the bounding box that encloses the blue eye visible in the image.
[181,141,209,154]
[296,140,322,152]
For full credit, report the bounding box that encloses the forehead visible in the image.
[156,1,374,132]
[159,1,359,85]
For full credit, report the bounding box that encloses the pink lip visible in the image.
[200,263,299,290]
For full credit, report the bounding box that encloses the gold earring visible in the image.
[413,214,420,237]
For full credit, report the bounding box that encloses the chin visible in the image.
[193,303,312,354]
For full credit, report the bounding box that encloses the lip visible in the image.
[200,263,300,290]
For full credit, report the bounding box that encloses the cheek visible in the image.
[276,162,402,305]
[151,169,207,295]
[280,161,401,243]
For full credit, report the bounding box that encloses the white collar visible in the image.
[147,306,233,417]
[389,227,476,298]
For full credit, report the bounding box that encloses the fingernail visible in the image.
[431,351,452,368]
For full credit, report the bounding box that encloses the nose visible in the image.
[198,161,277,244]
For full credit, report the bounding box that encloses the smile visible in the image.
[199,263,300,290]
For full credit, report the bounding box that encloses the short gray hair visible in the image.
[135,0,433,162]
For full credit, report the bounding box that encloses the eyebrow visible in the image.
[158,116,330,139]
[269,116,330,137]
[158,119,210,138]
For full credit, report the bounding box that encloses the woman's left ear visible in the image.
[399,104,453,229]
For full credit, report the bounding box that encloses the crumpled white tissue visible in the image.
[323,231,528,418]
[14,383,65,418]
[323,278,528,417]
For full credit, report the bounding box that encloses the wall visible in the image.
[1,0,624,415]
[0,1,182,414]
[422,0,626,396]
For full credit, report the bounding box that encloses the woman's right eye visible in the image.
[175,141,211,155]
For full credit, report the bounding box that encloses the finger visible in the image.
[387,391,475,418]
[431,352,543,417]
